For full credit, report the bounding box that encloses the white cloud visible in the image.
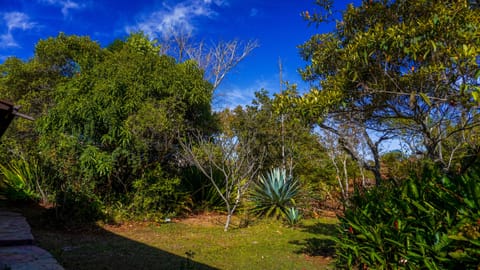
[126,0,226,39]
[203,0,228,6]
[38,0,82,17]
[4,12,36,31]
[214,79,276,110]
[0,12,36,48]
[0,33,18,48]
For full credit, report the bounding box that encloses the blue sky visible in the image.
[0,0,357,108]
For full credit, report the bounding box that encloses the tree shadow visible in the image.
[289,237,336,257]
[289,221,338,257]
[299,221,338,236]
[10,202,219,270]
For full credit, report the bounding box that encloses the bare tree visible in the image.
[319,129,350,201]
[180,132,264,231]
[160,30,259,91]
[316,114,394,187]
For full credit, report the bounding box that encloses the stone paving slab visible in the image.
[0,210,64,270]
[0,245,63,270]
[0,211,34,246]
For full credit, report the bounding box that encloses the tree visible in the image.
[159,30,259,91]
[320,129,351,201]
[220,89,337,214]
[180,132,264,231]
[0,33,103,144]
[223,89,332,186]
[0,33,216,219]
[276,0,480,184]
[0,34,106,205]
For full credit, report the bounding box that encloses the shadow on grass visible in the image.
[289,221,338,257]
[11,202,219,270]
[299,221,338,235]
[289,237,336,257]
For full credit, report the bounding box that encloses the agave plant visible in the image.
[285,207,302,226]
[250,168,300,218]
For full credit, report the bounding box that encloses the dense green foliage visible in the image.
[224,89,331,185]
[0,33,215,223]
[276,0,480,184]
[222,91,336,213]
[335,163,480,269]
[290,1,480,267]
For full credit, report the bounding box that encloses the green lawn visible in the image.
[30,213,337,270]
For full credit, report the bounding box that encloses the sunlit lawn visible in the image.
[30,213,338,270]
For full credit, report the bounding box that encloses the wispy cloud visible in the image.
[204,0,228,6]
[38,0,83,17]
[0,33,18,48]
[215,78,276,110]
[126,0,227,39]
[4,12,36,31]
[0,12,36,48]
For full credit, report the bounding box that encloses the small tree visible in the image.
[180,132,264,231]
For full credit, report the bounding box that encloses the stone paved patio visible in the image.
[0,210,63,270]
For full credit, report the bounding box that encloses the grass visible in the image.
[26,210,338,270]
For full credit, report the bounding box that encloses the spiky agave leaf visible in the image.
[250,168,300,219]
[285,207,302,226]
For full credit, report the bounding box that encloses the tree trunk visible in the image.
[224,212,232,232]
[342,156,349,199]
[372,169,382,187]
[359,165,366,188]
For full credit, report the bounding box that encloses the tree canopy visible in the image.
[0,33,216,218]
[276,0,480,183]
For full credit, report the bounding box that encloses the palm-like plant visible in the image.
[250,168,300,218]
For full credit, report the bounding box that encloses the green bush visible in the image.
[130,165,191,220]
[250,168,300,219]
[51,187,105,227]
[334,163,480,269]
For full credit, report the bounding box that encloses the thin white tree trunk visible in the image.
[342,156,349,199]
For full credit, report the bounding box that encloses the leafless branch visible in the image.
[179,131,264,231]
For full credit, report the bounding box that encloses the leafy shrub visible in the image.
[334,163,480,269]
[130,165,191,220]
[51,187,105,227]
[250,168,300,218]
